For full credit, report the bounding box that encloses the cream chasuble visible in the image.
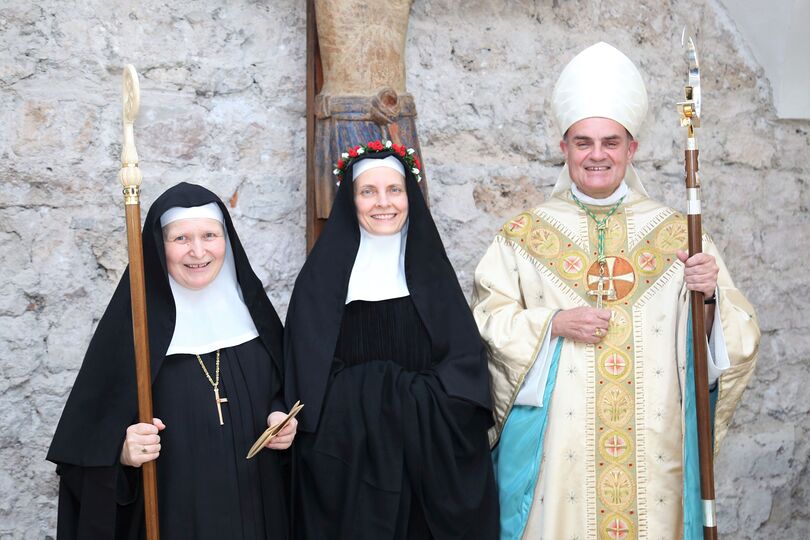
[473,188,759,540]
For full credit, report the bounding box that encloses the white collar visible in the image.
[345,222,410,304]
[166,234,259,355]
[571,181,629,206]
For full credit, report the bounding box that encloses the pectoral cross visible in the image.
[588,269,617,309]
[213,388,228,426]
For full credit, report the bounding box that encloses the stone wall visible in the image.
[1,0,807,537]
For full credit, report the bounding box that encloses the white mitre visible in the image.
[551,42,650,197]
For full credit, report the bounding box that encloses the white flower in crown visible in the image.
[357,147,365,154]
[333,168,340,175]
[417,175,422,183]
[385,140,392,148]
[412,167,420,175]
[407,148,415,155]
[341,152,349,159]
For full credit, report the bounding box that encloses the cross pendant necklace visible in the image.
[195,349,228,425]
[589,269,617,309]
[572,193,625,308]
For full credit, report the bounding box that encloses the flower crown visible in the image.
[333,139,422,186]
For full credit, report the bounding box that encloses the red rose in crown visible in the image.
[333,139,423,187]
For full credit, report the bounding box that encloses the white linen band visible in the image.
[160,203,224,228]
[352,156,405,182]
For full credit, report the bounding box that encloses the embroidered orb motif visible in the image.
[633,247,662,276]
[503,213,532,237]
[599,430,634,462]
[586,257,636,301]
[559,251,587,279]
[527,227,561,258]
[597,384,634,427]
[604,307,632,346]
[654,221,688,253]
[598,466,635,510]
[598,349,631,381]
[601,513,635,540]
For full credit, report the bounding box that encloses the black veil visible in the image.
[48,182,284,467]
[284,150,492,431]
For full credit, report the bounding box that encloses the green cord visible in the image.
[571,193,625,264]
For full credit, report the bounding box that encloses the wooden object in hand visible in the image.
[678,32,717,539]
[119,64,160,540]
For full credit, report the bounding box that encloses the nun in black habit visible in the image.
[285,143,499,539]
[48,182,294,540]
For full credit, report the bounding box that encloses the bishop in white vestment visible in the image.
[472,42,760,540]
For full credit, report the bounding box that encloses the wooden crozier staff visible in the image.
[677,33,716,540]
[119,64,160,540]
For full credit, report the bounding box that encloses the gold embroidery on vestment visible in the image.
[498,207,688,539]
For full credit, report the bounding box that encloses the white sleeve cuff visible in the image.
[707,289,730,386]
[514,324,558,408]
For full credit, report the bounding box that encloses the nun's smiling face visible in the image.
[354,167,409,235]
[163,218,226,290]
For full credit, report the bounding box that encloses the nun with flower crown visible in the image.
[48,183,295,539]
[284,142,499,539]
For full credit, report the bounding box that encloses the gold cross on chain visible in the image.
[213,388,228,426]
[587,267,617,309]
[195,350,229,426]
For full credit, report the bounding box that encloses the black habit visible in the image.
[284,151,500,539]
[47,183,289,540]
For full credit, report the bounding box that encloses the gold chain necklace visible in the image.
[195,350,228,425]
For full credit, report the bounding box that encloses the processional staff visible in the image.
[119,64,160,540]
[676,32,717,540]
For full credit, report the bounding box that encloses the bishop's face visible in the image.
[354,167,409,235]
[162,218,227,290]
[561,117,638,199]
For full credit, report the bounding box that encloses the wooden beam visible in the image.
[305,0,325,253]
